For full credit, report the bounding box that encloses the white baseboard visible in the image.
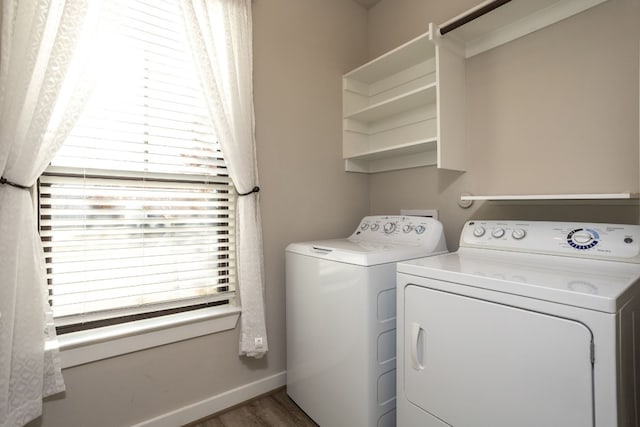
[133,371,287,427]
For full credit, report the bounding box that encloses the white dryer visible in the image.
[397,220,640,427]
[286,215,447,427]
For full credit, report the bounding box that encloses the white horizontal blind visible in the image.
[39,0,236,327]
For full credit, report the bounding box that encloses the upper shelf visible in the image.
[344,32,435,83]
[439,0,609,58]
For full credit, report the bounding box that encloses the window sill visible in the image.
[55,305,241,369]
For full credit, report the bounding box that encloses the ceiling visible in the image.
[352,0,383,9]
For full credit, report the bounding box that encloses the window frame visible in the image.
[35,170,241,368]
[35,175,240,368]
[35,0,242,363]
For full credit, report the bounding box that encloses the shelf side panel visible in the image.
[436,41,466,172]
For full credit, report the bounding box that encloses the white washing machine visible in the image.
[397,220,640,427]
[286,215,448,427]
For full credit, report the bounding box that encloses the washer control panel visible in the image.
[351,215,444,246]
[461,220,640,262]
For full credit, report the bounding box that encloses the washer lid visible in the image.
[397,247,640,313]
[286,239,447,266]
[286,215,448,266]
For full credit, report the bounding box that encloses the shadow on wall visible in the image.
[470,201,640,225]
[436,169,466,194]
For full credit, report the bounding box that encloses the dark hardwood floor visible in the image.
[186,388,318,427]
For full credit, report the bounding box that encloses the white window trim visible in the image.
[35,186,241,369]
[54,305,241,369]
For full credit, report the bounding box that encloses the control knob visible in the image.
[370,223,379,231]
[402,225,413,233]
[567,228,599,250]
[572,231,593,244]
[473,226,486,237]
[491,228,505,238]
[415,225,426,235]
[383,222,396,234]
[360,223,369,230]
[511,229,526,240]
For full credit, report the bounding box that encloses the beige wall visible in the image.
[253,0,370,410]
[34,1,368,426]
[367,0,640,250]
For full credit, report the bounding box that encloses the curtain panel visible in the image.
[180,0,268,358]
[0,1,118,425]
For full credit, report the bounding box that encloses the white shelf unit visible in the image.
[439,0,609,58]
[342,25,466,173]
[341,0,610,174]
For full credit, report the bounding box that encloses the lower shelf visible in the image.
[461,193,638,201]
[344,138,437,173]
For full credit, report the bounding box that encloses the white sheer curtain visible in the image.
[0,1,118,425]
[180,0,268,358]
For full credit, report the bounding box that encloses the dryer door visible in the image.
[404,284,594,427]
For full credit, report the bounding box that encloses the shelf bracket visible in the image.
[458,192,474,209]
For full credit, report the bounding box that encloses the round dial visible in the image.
[370,223,379,231]
[415,225,426,235]
[383,222,396,234]
[402,225,413,233]
[360,223,369,230]
[511,229,526,240]
[491,228,505,238]
[572,231,592,244]
[473,226,486,237]
[567,228,599,250]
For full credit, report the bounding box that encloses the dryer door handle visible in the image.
[410,322,425,371]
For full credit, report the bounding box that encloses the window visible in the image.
[39,0,236,332]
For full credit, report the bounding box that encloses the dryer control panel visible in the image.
[461,220,640,262]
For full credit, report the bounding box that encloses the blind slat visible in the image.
[40,171,233,186]
[48,258,235,277]
[43,245,234,260]
[40,218,234,228]
[42,235,235,252]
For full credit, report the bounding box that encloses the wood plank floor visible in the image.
[186,388,318,427]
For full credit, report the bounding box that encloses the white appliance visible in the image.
[286,215,448,427]
[397,220,640,427]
